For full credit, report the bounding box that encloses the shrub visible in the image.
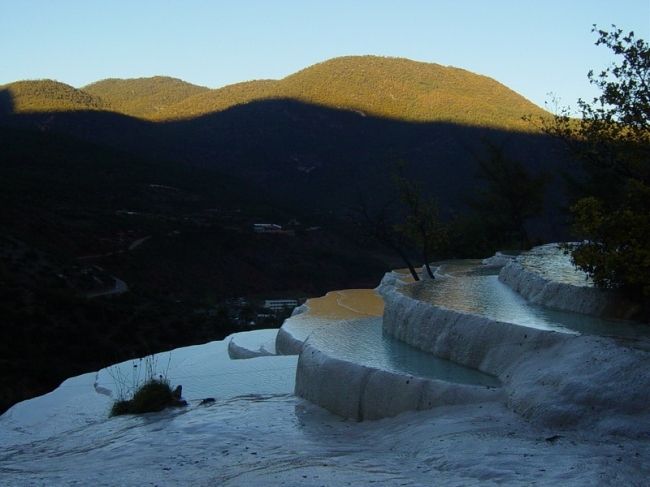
[110,378,180,416]
[110,398,132,416]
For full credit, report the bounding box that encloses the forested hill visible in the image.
[0,80,107,113]
[83,76,210,118]
[2,56,548,131]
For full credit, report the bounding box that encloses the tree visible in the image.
[470,141,548,250]
[543,26,650,309]
[394,163,448,279]
[351,162,447,281]
[353,197,421,281]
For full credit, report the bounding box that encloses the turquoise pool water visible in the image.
[406,260,647,338]
[282,291,500,388]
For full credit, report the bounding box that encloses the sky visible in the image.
[1,0,648,112]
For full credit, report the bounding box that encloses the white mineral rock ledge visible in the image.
[378,272,650,437]
[277,285,504,421]
[499,259,639,319]
[228,329,278,359]
[295,342,503,421]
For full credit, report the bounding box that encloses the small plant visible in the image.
[110,378,182,416]
[109,352,185,416]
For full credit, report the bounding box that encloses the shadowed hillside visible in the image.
[0,96,570,233]
[0,125,393,413]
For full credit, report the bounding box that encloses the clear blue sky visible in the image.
[1,0,648,112]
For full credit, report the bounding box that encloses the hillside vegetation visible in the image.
[84,76,209,118]
[161,79,280,118]
[2,56,548,131]
[275,56,547,129]
[0,80,107,113]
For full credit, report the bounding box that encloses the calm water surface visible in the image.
[284,290,500,387]
[407,259,647,338]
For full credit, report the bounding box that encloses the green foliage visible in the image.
[446,212,500,258]
[109,399,132,416]
[544,26,650,307]
[3,56,549,131]
[569,181,650,298]
[110,379,176,416]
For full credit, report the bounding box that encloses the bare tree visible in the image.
[394,163,447,279]
[352,197,421,281]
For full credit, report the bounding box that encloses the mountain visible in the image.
[0,56,574,249]
[83,76,210,118]
[0,79,106,113]
[0,99,568,223]
[0,56,570,238]
[155,79,280,119]
[164,56,546,130]
[3,56,548,131]
[0,124,392,296]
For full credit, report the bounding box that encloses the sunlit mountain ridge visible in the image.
[3,55,548,131]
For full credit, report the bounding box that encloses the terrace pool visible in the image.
[405,257,647,338]
[281,290,500,387]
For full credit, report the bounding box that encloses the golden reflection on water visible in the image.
[302,289,384,319]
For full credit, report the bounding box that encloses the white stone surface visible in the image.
[2,308,650,485]
[4,392,649,486]
[379,275,650,436]
[275,324,306,355]
[0,371,112,445]
[380,274,570,374]
[279,286,502,420]
[296,343,503,421]
[228,329,278,359]
[1,337,297,445]
[482,251,516,267]
[499,259,639,319]
[274,303,310,354]
[94,339,297,403]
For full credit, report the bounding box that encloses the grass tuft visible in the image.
[110,379,181,416]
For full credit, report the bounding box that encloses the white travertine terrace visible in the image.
[295,342,503,421]
[498,244,639,319]
[378,261,650,436]
[279,286,503,421]
[228,329,278,359]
